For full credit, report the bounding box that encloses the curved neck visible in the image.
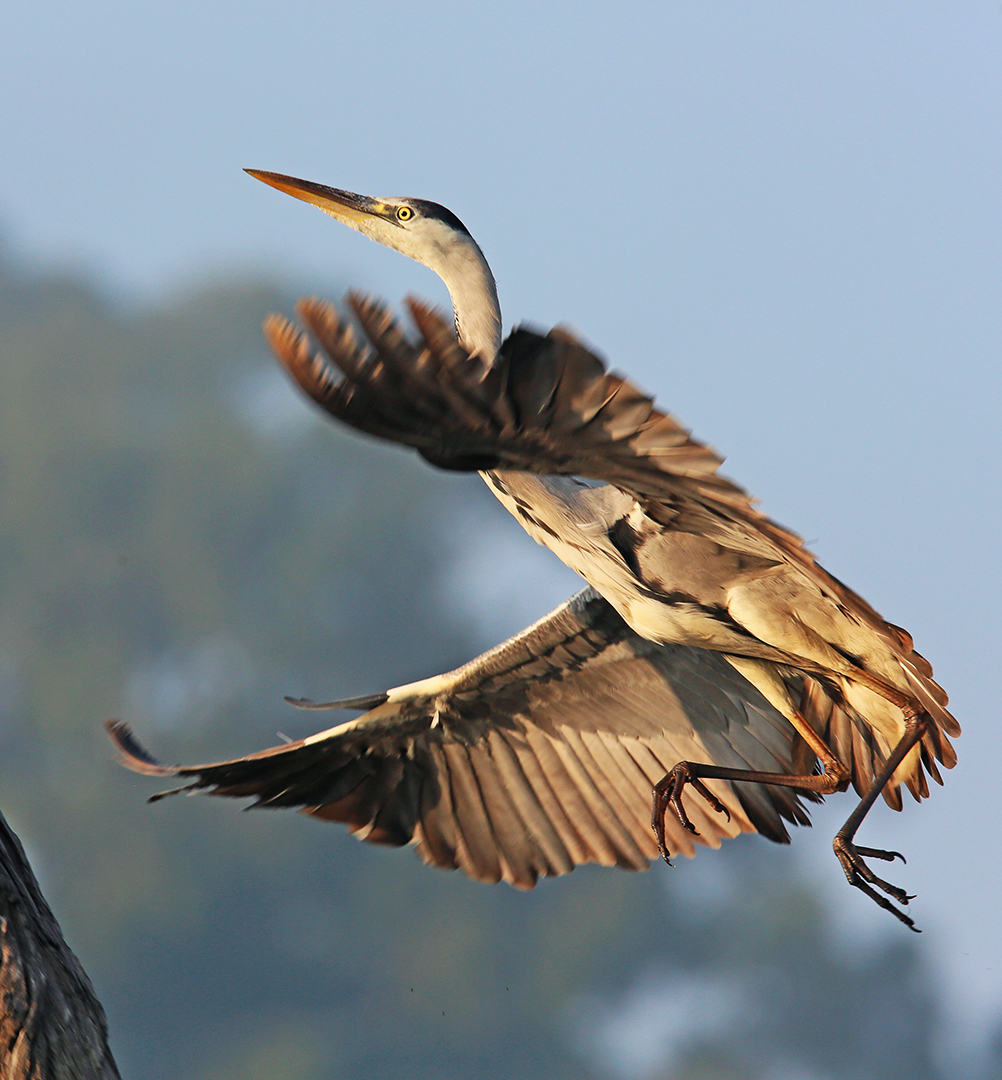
[426,240,502,361]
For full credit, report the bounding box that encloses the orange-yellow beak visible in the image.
[245,169,390,227]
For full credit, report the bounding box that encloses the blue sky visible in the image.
[4,0,1001,1063]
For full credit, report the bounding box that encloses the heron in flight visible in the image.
[108,172,958,929]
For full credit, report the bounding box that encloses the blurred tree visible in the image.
[0,242,961,1079]
[572,840,943,1080]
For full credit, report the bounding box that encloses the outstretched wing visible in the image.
[266,294,751,508]
[108,588,816,889]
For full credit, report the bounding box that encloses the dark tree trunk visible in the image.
[0,810,120,1079]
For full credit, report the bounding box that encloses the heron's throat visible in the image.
[434,244,502,362]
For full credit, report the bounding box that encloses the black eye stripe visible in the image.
[407,199,472,237]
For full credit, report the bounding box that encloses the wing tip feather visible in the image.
[105,719,181,778]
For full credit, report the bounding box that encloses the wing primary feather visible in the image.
[516,728,600,866]
[412,744,461,871]
[440,743,503,884]
[284,692,390,711]
[106,720,183,777]
[575,729,659,860]
[486,730,575,877]
[545,731,638,868]
[466,743,543,888]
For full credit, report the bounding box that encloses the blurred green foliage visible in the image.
[0,246,976,1079]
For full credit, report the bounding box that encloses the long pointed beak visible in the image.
[245,169,384,226]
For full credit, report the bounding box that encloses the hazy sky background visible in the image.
[4,0,1001,1066]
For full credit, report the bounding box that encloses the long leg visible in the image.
[652,706,850,861]
[653,704,932,929]
[832,710,930,932]
[652,757,848,862]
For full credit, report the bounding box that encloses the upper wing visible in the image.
[265,295,893,635]
[108,588,816,889]
[267,294,753,508]
[264,295,889,611]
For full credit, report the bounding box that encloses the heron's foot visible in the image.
[652,762,731,865]
[833,835,919,932]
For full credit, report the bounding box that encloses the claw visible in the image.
[833,836,920,932]
[651,777,676,866]
[685,773,731,823]
[652,762,732,867]
[853,845,906,865]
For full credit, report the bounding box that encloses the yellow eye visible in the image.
[395,205,413,221]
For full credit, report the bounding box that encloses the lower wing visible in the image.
[109,588,816,888]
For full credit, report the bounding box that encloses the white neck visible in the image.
[424,238,502,361]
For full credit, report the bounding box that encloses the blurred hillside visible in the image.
[0,246,988,1080]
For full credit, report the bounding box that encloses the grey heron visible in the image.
[108,172,958,929]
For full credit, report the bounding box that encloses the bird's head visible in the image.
[246,169,501,359]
